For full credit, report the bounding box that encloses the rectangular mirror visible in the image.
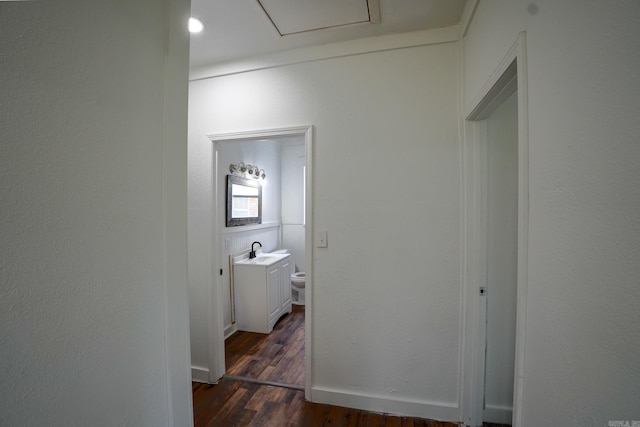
[226,174,262,227]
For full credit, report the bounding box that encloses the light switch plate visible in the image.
[317,230,328,248]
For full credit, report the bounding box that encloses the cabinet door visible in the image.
[279,259,292,309]
[267,265,281,323]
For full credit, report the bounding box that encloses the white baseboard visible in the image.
[483,405,512,424]
[191,366,210,383]
[224,324,237,340]
[311,386,460,423]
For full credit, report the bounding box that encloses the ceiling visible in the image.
[189,0,467,69]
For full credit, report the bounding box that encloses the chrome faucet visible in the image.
[249,241,262,259]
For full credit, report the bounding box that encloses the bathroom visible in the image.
[218,134,307,340]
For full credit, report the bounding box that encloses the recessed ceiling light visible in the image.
[189,17,204,33]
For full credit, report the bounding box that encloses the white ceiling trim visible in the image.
[190,25,459,81]
[458,0,479,39]
[367,0,381,24]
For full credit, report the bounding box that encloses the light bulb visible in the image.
[188,17,204,33]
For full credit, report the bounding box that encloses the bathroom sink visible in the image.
[252,255,279,264]
[235,253,288,267]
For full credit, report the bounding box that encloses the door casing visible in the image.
[461,33,529,427]
[207,125,314,400]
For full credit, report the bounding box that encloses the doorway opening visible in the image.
[208,126,313,398]
[463,33,529,427]
[483,90,518,425]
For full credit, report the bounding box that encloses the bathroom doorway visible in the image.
[208,126,313,397]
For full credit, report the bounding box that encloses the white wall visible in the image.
[464,1,640,425]
[189,37,462,419]
[281,140,306,272]
[0,1,193,426]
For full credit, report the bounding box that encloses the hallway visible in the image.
[193,306,510,427]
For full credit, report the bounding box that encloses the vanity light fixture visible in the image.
[229,162,245,174]
[229,162,266,179]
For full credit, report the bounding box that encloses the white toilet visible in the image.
[291,272,305,305]
[273,249,306,305]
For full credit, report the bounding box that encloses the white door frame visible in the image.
[206,125,314,399]
[461,33,529,427]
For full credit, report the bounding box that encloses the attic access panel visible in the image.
[257,0,380,36]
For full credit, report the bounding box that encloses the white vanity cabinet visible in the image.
[234,254,292,334]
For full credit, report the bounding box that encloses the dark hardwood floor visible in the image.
[225,305,305,386]
[193,305,510,427]
[193,379,459,427]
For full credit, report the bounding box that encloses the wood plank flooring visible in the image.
[225,305,305,386]
[193,379,458,427]
[193,305,510,427]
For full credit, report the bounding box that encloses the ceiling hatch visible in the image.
[257,0,381,36]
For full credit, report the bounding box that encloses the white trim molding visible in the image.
[191,366,210,384]
[484,405,513,425]
[513,32,529,427]
[311,386,460,423]
[465,35,520,120]
[461,32,529,427]
[162,0,193,424]
[458,0,479,39]
[190,25,459,80]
